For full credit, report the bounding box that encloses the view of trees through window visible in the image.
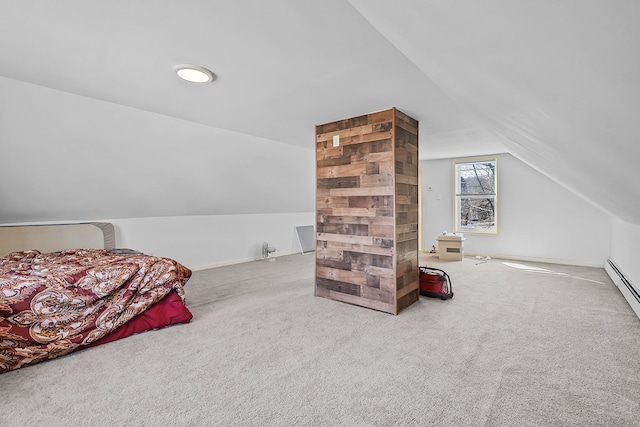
[455,159,497,233]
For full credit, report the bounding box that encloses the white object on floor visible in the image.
[437,233,465,261]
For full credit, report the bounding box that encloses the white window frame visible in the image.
[453,155,499,235]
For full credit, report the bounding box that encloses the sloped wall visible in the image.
[0,76,314,222]
[0,77,315,268]
[421,154,611,267]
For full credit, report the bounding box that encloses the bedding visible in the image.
[0,248,192,374]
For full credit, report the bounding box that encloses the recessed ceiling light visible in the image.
[174,64,215,83]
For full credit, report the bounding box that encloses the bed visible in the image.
[0,223,193,374]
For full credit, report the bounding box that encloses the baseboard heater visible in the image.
[605,259,640,320]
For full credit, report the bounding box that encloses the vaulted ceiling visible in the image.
[1,1,638,224]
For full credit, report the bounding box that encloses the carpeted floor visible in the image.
[2,253,639,426]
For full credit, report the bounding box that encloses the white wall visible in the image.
[421,159,454,252]
[0,77,317,270]
[110,213,315,270]
[0,76,315,222]
[421,153,611,267]
[610,218,640,290]
[3,213,315,270]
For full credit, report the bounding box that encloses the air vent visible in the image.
[605,259,640,320]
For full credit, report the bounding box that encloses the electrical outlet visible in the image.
[332,135,340,147]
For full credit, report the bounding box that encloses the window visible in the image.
[454,156,498,234]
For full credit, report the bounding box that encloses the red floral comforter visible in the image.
[0,249,192,374]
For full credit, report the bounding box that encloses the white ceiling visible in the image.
[1,0,639,223]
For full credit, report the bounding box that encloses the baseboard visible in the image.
[190,249,302,271]
[605,259,640,320]
[463,251,604,268]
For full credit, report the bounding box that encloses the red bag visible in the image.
[419,267,454,300]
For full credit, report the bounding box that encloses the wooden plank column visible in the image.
[315,108,419,314]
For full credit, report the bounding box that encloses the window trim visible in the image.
[453,155,499,235]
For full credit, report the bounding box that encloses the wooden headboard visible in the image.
[0,223,116,257]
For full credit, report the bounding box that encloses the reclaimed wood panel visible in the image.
[394,109,419,311]
[315,108,419,315]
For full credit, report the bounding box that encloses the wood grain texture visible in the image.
[315,108,419,315]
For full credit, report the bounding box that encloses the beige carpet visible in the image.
[2,253,639,426]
